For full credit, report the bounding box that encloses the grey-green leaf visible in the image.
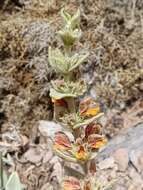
[61,9,72,23]
[5,172,23,190]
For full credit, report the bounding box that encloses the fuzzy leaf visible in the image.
[70,9,80,29]
[61,9,80,30]
[50,80,87,99]
[50,88,78,99]
[48,47,68,74]
[48,47,88,74]
[61,9,72,24]
[58,28,81,47]
[54,149,77,163]
[73,113,104,129]
[5,172,23,190]
[68,53,89,72]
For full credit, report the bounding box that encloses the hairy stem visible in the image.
[66,98,76,113]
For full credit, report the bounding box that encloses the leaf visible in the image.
[58,28,82,47]
[70,9,80,29]
[73,113,104,129]
[61,9,80,30]
[61,9,72,23]
[48,47,68,74]
[50,88,78,99]
[5,172,23,190]
[48,47,87,75]
[54,149,77,163]
[50,80,87,100]
[68,53,89,72]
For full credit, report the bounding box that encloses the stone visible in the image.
[98,157,115,170]
[129,150,143,173]
[129,167,143,188]
[115,185,126,190]
[113,148,129,171]
[43,151,53,163]
[23,147,44,164]
[41,183,53,190]
[38,120,62,139]
[110,169,117,178]
[138,152,143,171]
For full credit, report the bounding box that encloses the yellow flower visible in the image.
[88,135,107,149]
[75,145,89,161]
[83,180,92,190]
[79,97,100,117]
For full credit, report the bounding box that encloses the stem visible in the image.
[65,45,71,56]
[66,97,76,113]
[0,152,3,189]
[64,73,72,81]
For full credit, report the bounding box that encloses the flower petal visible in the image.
[81,107,100,117]
[54,132,72,150]
[63,177,81,190]
[52,98,68,107]
[79,97,100,117]
[85,123,102,138]
[75,145,89,161]
[83,180,92,190]
[88,135,107,149]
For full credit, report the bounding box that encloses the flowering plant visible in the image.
[48,9,107,190]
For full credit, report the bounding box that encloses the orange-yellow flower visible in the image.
[85,123,102,138]
[79,97,100,117]
[54,132,72,151]
[63,177,81,190]
[83,180,92,190]
[88,135,107,149]
[75,145,89,161]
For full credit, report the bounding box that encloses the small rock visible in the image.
[129,150,143,173]
[138,152,143,171]
[49,156,60,165]
[115,185,126,190]
[52,162,63,183]
[113,148,129,171]
[41,183,53,190]
[110,169,117,178]
[24,147,44,164]
[129,167,143,188]
[38,120,62,139]
[43,151,53,163]
[98,157,115,170]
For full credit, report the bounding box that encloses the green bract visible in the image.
[58,28,81,47]
[49,47,88,74]
[59,9,81,46]
[60,112,104,129]
[50,80,87,99]
[61,9,80,30]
